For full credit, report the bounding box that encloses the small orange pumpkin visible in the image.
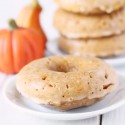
[16,0,47,47]
[0,19,45,74]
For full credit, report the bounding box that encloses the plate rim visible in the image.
[3,74,125,120]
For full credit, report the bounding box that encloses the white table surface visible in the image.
[0,0,125,125]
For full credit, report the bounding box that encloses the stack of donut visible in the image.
[54,0,125,58]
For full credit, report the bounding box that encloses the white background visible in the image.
[0,0,58,39]
[0,1,125,125]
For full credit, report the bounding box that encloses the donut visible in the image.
[54,0,125,14]
[59,33,125,58]
[16,56,118,110]
[54,8,125,39]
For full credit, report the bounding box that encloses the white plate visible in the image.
[46,40,125,67]
[3,74,125,120]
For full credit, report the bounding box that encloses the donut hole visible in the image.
[103,83,113,89]
[48,64,77,73]
[62,95,65,98]
[42,76,47,80]
[49,84,53,87]
[66,84,69,89]
[90,75,93,78]
[50,67,68,73]
[105,73,108,79]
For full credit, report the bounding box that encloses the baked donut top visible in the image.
[54,8,125,38]
[54,0,125,14]
[16,56,118,106]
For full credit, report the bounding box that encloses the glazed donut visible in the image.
[54,0,125,14]
[59,33,125,57]
[16,56,118,110]
[54,8,125,39]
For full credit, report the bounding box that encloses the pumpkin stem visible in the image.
[8,19,18,30]
[32,0,41,8]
